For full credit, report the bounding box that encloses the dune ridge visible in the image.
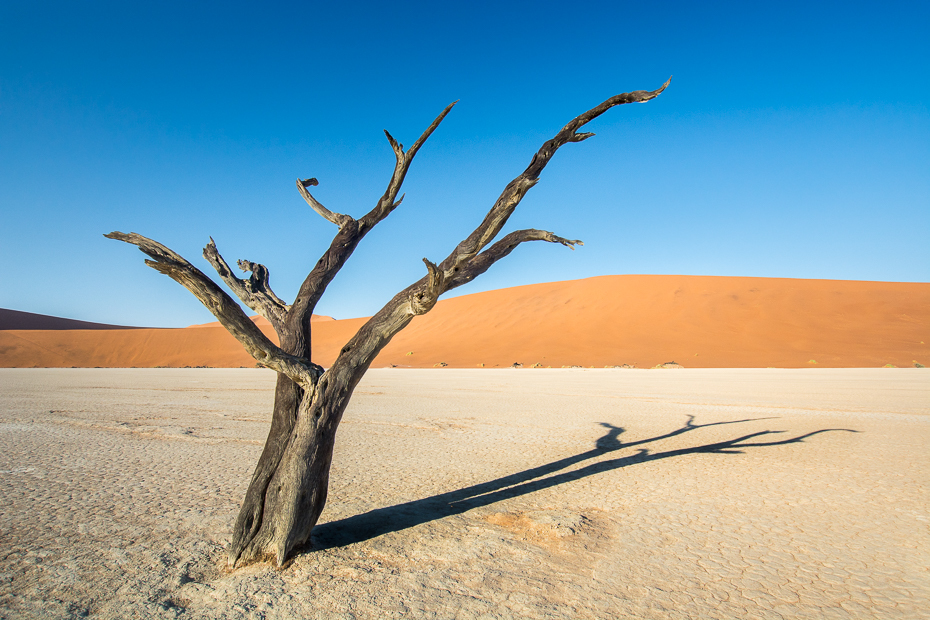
[0,275,926,369]
[0,308,143,331]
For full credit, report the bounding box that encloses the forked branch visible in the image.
[327,79,670,382]
[446,229,582,290]
[203,238,289,331]
[105,232,321,388]
[359,100,458,231]
[288,101,458,323]
[237,260,289,309]
[112,81,676,571]
[436,78,671,276]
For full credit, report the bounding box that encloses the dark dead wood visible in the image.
[435,78,671,276]
[286,101,458,332]
[296,178,354,229]
[446,229,583,289]
[237,260,289,309]
[236,80,669,567]
[104,232,321,388]
[202,238,289,332]
[226,103,462,567]
[109,79,670,570]
[327,79,671,378]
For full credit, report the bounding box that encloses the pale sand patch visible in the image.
[0,368,927,619]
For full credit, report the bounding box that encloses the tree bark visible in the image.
[107,78,670,568]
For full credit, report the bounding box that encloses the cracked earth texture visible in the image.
[0,368,927,619]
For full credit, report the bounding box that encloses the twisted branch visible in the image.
[326,79,670,383]
[105,232,321,389]
[287,101,458,325]
[445,229,582,290]
[359,101,458,231]
[202,238,289,331]
[436,78,671,277]
[296,178,354,229]
[237,260,289,309]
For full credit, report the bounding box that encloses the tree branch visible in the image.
[202,238,289,331]
[325,80,670,383]
[105,232,321,388]
[296,178,355,229]
[287,101,458,327]
[359,100,458,231]
[445,229,582,290]
[236,260,289,309]
[437,78,670,275]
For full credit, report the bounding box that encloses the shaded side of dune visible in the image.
[0,308,143,331]
[0,276,927,368]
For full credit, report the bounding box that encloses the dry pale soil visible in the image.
[0,368,927,619]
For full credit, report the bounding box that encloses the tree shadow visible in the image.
[310,415,857,551]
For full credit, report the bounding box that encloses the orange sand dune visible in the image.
[187,315,335,328]
[0,276,927,369]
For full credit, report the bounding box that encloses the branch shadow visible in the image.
[310,415,857,551]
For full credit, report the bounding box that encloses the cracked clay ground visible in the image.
[0,368,927,619]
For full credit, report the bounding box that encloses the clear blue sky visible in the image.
[1,1,927,327]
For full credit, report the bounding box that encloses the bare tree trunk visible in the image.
[231,368,357,565]
[228,373,303,564]
[107,79,671,568]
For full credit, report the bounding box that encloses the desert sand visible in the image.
[0,368,927,619]
[1,275,928,369]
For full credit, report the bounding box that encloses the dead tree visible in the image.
[107,78,670,567]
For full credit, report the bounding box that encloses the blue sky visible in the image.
[1,0,927,327]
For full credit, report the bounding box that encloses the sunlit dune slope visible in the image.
[1,276,926,368]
